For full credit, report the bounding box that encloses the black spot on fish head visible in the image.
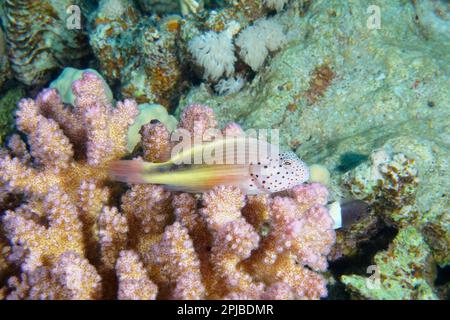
[264,151,310,192]
[248,151,306,193]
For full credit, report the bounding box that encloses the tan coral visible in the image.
[116,250,158,300]
[145,222,205,299]
[3,187,85,273]
[0,102,335,300]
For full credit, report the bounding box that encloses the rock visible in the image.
[178,0,450,266]
[341,226,438,300]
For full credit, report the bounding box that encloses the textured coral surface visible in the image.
[0,74,335,299]
[0,0,448,301]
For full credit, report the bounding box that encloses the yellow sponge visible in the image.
[308,164,331,186]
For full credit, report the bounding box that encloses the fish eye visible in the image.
[283,161,292,166]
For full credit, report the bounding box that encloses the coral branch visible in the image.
[116,250,157,300]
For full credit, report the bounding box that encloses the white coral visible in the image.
[189,27,237,81]
[214,76,245,95]
[264,0,289,11]
[98,0,129,18]
[236,18,286,71]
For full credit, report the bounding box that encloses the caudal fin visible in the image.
[109,160,149,184]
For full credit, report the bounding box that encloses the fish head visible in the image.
[249,151,310,193]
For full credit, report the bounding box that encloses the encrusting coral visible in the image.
[0,74,335,299]
[87,0,298,105]
[341,226,438,300]
[90,0,184,107]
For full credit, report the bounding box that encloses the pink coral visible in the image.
[0,97,335,300]
[140,121,171,162]
[178,104,218,138]
[6,251,101,300]
[116,250,158,300]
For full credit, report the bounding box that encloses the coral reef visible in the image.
[341,227,438,300]
[89,0,184,106]
[0,0,92,86]
[0,0,447,301]
[179,0,449,156]
[177,0,449,297]
[0,71,139,297]
[339,142,449,267]
[49,67,113,106]
[330,137,449,298]
[88,0,297,105]
[343,151,420,227]
[0,79,335,299]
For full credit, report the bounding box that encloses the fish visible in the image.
[109,136,310,194]
[328,199,371,229]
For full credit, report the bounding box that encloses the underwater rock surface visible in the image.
[341,226,438,300]
[180,0,449,158]
[179,0,449,297]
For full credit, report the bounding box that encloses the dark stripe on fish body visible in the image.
[149,162,195,174]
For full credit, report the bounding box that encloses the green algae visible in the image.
[0,87,25,145]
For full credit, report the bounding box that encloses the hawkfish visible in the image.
[109,136,310,195]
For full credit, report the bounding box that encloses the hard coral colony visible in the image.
[0,0,448,302]
[0,72,335,300]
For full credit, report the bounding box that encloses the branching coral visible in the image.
[0,95,335,299]
[0,71,138,298]
[116,250,158,300]
[6,251,102,300]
